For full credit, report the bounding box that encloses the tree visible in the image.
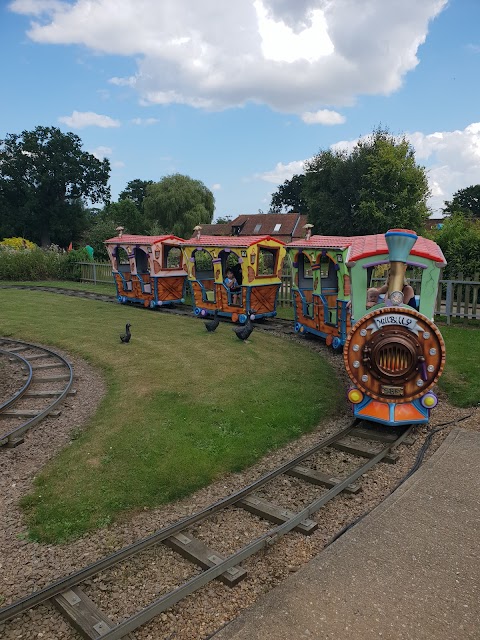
[303,128,430,236]
[0,126,110,246]
[101,199,147,235]
[215,216,232,224]
[143,173,214,238]
[443,185,480,219]
[270,174,308,213]
[433,213,480,279]
[119,179,154,212]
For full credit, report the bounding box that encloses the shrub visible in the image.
[0,246,91,281]
[433,215,480,279]
[0,237,37,251]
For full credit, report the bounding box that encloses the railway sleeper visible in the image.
[52,586,134,640]
[237,495,318,534]
[353,426,415,447]
[330,440,398,464]
[0,409,61,417]
[286,465,361,494]
[23,389,77,398]
[163,532,247,586]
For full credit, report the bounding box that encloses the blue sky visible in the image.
[2,0,480,222]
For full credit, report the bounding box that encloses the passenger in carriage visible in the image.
[224,268,241,305]
[375,275,417,310]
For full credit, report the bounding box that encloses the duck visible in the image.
[234,316,254,342]
[205,310,220,332]
[120,323,132,343]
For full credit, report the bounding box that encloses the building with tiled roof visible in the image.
[229,213,307,243]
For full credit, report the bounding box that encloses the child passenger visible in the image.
[224,268,241,305]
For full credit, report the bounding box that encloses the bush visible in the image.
[0,246,92,281]
[433,215,480,279]
[0,237,37,251]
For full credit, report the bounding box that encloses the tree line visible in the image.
[0,126,215,258]
[1,125,479,274]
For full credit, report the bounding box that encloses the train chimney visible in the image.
[193,225,202,240]
[303,223,314,240]
[384,229,417,305]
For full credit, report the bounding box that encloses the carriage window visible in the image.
[164,246,182,269]
[115,247,130,272]
[319,255,338,291]
[134,247,149,273]
[194,249,214,280]
[257,248,277,276]
[298,252,313,288]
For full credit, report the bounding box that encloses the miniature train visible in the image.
[105,227,446,428]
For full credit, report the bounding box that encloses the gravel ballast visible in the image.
[0,334,478,640]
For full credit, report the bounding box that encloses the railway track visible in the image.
[0,419,414,639]
[0,337,74,447]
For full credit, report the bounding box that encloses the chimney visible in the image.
[303,223,314,241]
[116,226,124,239]
[384,229,417,305]
[193,225,202,240]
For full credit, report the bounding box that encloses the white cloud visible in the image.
[258,122,480,213]
[11,0,447,113]
[301,109,345,125]
[131,117,159,125]
[112,160,126,168]
[59,110,121,129]
[211,183,221,191]
[257,159,308,184]
[90,145,112,159]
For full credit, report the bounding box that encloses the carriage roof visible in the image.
[288,231,446,266]
[104,234,184,245]
[181,235,286,248]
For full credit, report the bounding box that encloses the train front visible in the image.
[343,229,446,426]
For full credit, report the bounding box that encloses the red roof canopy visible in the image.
[104,234,184,245]
[287,233,446,265]
[182,235,285,248]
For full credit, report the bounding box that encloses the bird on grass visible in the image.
[120,323,132,343]
[205,310,220,332]
[234,315,254,342]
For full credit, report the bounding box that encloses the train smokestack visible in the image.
[385,229,417,305]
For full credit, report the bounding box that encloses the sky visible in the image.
[1,0,480,222]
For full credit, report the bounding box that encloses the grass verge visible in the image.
[439,325,480,408]
[0,288,342,543]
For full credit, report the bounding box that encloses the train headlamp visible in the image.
[347,388,364,404]
[421,393,438,409]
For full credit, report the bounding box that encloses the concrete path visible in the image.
[213,429,480,640]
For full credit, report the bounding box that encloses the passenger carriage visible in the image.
[105,233,187,308]
[287,233,354,349]
[181,232,286,322]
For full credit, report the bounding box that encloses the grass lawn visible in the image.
[1,280,297,319]
[439,325,480,408]
[0,288,342,543]
[1,279,117,297]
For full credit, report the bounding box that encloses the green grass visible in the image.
[439,325,480,408]
[0,288,342,543]
[1,279,117,296]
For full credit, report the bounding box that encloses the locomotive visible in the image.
[343,229,446,426]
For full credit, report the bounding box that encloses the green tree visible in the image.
[270,174,308,213]
[0,126,110,246]
[303,128,430,235]
[433,213,480,279]
[215,216,233,224]
[144,173,214,238]
[84,218,119,261]
[119,179,154,212]
[102,199,147,234]
[443,185,480,219]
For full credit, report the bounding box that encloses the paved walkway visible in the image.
[213,429,480,640]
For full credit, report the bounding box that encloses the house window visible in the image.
[273,223,282,232]
[254,224,262,233]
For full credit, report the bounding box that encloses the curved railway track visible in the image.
[0,419,414,639]
[0,337,74,447]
